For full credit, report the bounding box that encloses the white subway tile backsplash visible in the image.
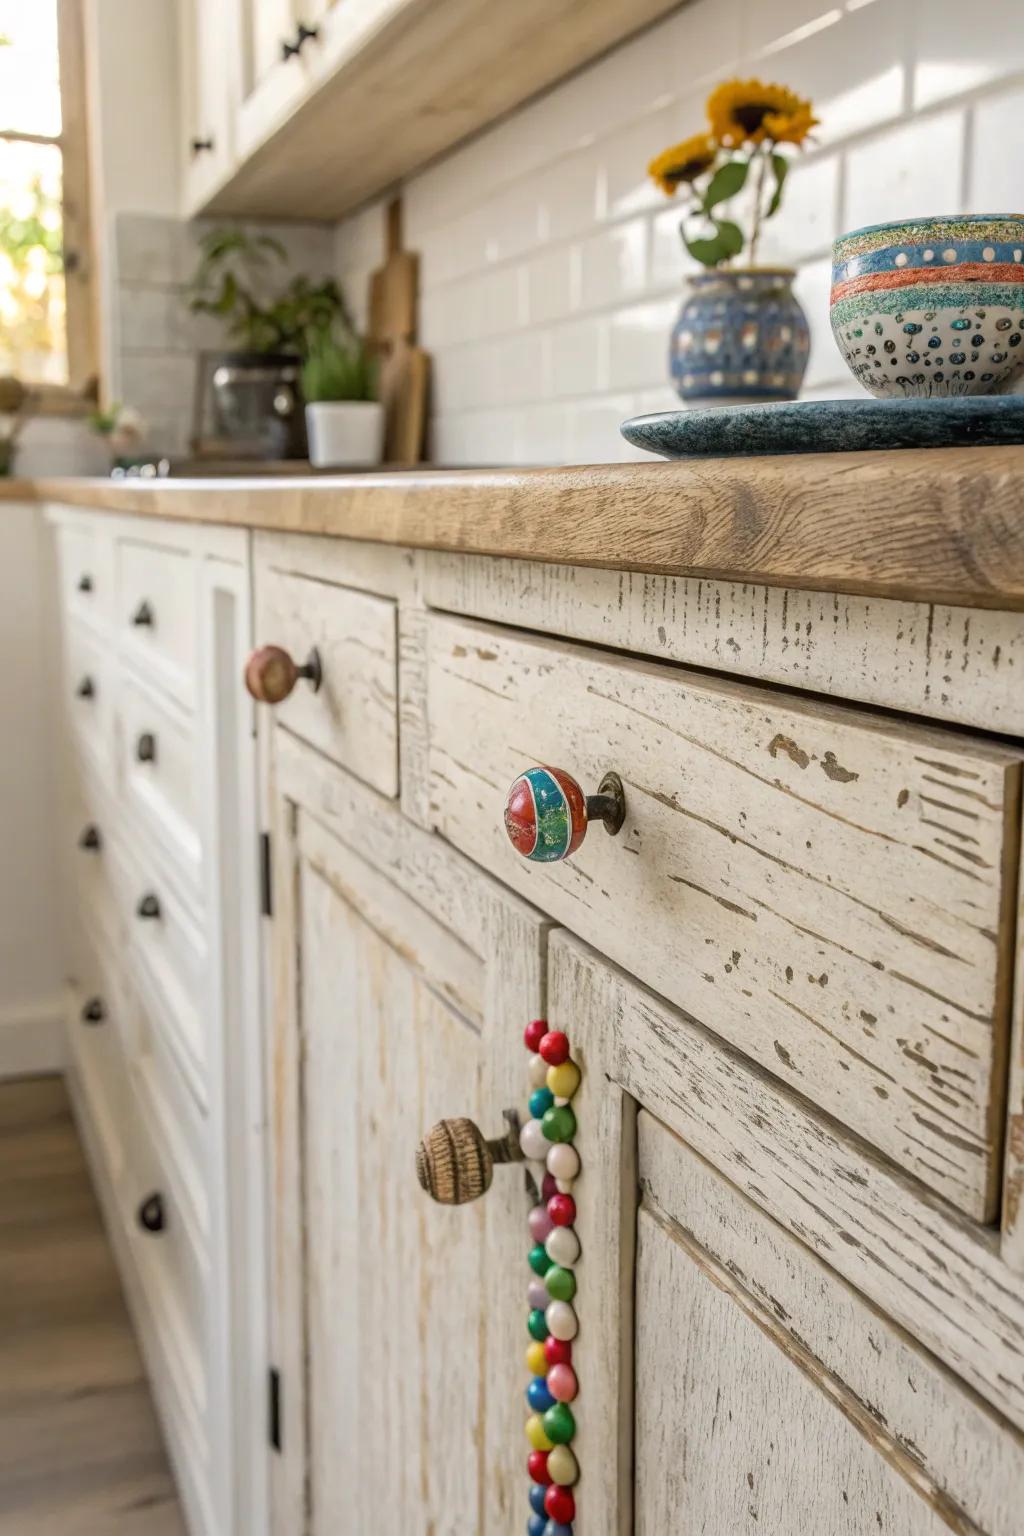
[843,107,964,231]
[535,148,603,241]
[602,106,679,224]
[792,256,846,389]
[743,0,844,60]
[566,394,640,464]
[774,0,909,145]
[550,316,609,399]
[756,152,841,264]
[911,0,1024,110]
[969,85,1024,213]
[666,0,743,89]
[524,248,576,327]
[650,205,692,294]
[578,220,649,311]
[609,299,679,390]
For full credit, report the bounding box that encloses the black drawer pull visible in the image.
[77,574,93,593]
[131,600,154,628]
[190,136,214,155]
[81,997,106,1025]
[136,892,161,920]
[136,732,157,763]
[78,824,102,852]
[76,676,95,699]
[137,1193,164,1233]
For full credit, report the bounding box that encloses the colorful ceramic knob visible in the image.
[541,1105,576,1144]
[545,1300,578,1342]
[526,1341,548,1377]
[542,1402,576,1445]
[528,1514,546,1536]
[529,1053,550,1089]
[543,1523,574,1536]
[547,1364,578,1403]
[529,1244,553,1277]
[244,644,321,704]
[545,1486,576,1524]
[416,1115,523,1204]
[546,1143,579,1182]
[530,1087,555,1119]
[528,1205,554,1244]
[526,1414,553,1451]
[527,1376,556,1413]
[547,1444,579,1486]
[547,1193,576,1228]
[539,1031,570,1066]
[546,1227,581,1268]
[541,1172,559,1202]
[544,1335,572,1367]
[527,1450,551,1485]
[504,767,625,862]
[547,1060,581,1100]
[524,1018,548,1051]
[527,1280,550,1311]
[545,1266,576,1303]
[530,1483,548,1516]
[520,1118,550,1161]
[528,1309,549,1342]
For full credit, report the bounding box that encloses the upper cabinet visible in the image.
[179,0,684,221]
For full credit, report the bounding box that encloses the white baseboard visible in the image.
[0,997,64,1080]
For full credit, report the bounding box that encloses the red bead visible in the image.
[544,1335,572,1366]
[527,1450,551,1485]
[547,1193,576,1227]
[524,1018,547,1052]
[539,1031,569,1066]
[541,1172,559,1202]
[545,1486,576,1523]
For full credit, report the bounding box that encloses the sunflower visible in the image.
[707,78,815,147]
[648,132,718,196]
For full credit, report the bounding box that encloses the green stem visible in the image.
[749,146,770,266]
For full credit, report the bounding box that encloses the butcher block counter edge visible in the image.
[8,444,1024,610]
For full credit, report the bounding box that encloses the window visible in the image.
[0,0,94,394]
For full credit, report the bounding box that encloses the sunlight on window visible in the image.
[0,0,61,137]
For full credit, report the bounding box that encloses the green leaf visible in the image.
[715,219,744,256]
[684,232,730,268]
[766,153,789,219]
[702,158,749,212]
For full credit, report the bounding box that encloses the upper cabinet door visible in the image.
[180,0,233,212]
[264,732,548,1535]
[234,0,318,161]
[550,931,1024,1535]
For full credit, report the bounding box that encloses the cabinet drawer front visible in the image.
[428,615,1021,1218]
[257,567,399,797]
[54,519,115,631]
[117,537,197,706]
[117,672,202,900]
[63,621,115,775]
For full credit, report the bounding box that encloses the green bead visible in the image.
[529,1243,553,1277]
[528,1308,549,1341]
[543,1402,576,1445]
[542,1105,577,1143]
[545,1265,576,1302]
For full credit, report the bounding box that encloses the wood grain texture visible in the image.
[428,614,1022,1218]
[638,1112,1024,1536]
[551,933,1024,1433]
[1002,833,1024,1271]
[425,552,1024,736]
[30,444,1024,611]
[0,1076,185,1536]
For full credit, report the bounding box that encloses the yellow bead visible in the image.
[526,1341,547,1376]
[525,1413,553,1451]
[548,1444,579,1486]
[547,1060,581,1100]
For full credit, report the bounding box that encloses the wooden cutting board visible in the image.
[368,199,430,464]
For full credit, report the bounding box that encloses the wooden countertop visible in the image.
[8,445,1024,611]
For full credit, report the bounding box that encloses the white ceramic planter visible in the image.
[305,401,385,467]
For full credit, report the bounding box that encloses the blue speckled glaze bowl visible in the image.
[670,267,810,405]
[830,214,1024,398]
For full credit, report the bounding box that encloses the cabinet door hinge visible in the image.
[268,1366,282,1451]
[260,832,273,918]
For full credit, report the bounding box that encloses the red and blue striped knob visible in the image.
[504,767,625,863]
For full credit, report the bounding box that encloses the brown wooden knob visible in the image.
[416,1113,523,1205]
[244,644,321,704]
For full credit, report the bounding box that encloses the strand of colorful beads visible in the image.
[520,1018,582,1536]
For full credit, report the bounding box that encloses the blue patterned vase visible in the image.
[670,268,810,405]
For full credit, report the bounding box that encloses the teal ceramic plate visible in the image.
[620,395,1024,459]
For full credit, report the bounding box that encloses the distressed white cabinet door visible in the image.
[264,733,547,1535]
[548,931,1024,1534]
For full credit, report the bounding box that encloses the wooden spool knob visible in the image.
[416,1114,523,1205]
[504,766,625,863]
[244,644,322,704]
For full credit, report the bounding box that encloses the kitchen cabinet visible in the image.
[179,0,234,214]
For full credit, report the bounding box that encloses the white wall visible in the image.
[335,0,1024,464]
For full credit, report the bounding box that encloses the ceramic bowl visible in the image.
[830,215,1024,398]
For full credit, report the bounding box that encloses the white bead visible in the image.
[546,1300,578,1341]
[528,1053,548,1089]
[546,1142,579,1181]
[556,1178,574,1195]
[546,1226,580,1267]
[519,1118,549,1161]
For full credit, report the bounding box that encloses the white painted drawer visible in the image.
[53,518,116,631]
[427,614,1023,1221]
[63,620,115,777]
[255,565,399,797]
[117,535,197,707]
[69,785,122,958]
[117,670,202,904]
[65,963,132,1189]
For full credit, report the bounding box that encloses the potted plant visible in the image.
[648,79,818,405]
[86,401,148,470]
[186,228,350,458]
[301,330,383,467]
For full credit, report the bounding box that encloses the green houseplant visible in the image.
[301,330,383,467]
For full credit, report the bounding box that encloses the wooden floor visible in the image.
[0,1075,186,1535]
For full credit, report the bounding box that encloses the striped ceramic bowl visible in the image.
[830,215,1024,398]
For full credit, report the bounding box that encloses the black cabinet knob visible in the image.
[136,892,161,920]
[131,599,154,628]
[77,574,93,593]
[282,21,318,57]
[137,1193,164,1233]
[81,997,106,1025]
[76,676,95,699]
[190,136,214,155]
[136,732,157,763]
[78,824,102,852]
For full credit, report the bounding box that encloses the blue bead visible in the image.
[529,1086,554,1119]
[528,1516,547,1536]
[526,1375,556,1413]
[544,1524,573,1536]
[529,1483,548,1515]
